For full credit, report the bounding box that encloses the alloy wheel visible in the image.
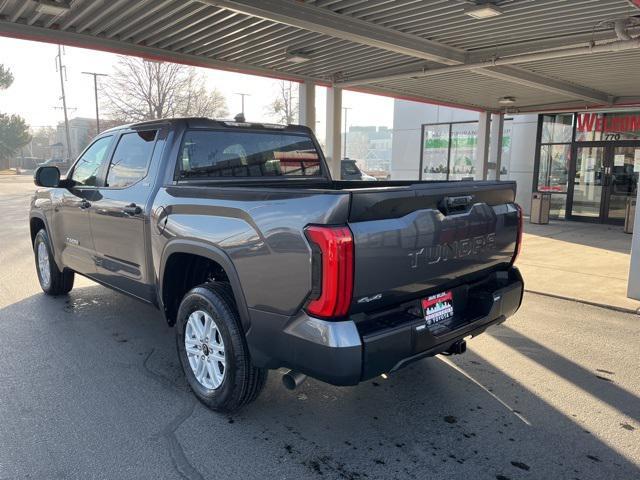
[184,310,226,389]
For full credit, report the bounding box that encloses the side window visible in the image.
[70,136,113,187]
[106,130,157,188]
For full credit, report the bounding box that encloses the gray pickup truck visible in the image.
[30,118,523,412]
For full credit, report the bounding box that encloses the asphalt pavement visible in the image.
[0,175,638,480]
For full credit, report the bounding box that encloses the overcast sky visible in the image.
[0,37,394,142]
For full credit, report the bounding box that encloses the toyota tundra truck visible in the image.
[30,117,524,412]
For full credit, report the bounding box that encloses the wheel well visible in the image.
[162,253,230,325]
[30,217,46,244]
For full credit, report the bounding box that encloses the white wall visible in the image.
[391,100,537,213]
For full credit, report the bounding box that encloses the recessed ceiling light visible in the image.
[285,50,312,63]
[464,3,503,19]
[36,0,71,16]
[498,96,516,105]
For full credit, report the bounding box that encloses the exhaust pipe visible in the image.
[446,340,467,355]
[282,370,307,390]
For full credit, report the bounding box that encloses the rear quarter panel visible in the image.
[152,186,350,315]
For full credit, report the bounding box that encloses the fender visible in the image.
[159,239,252,333]
[29,211,64,269]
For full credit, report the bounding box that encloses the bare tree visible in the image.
[103,56,228,122]
[178,71,228,118]
[0,64,13,90]
[265,81,298,124]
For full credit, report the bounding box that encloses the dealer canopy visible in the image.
[1,0,640,112]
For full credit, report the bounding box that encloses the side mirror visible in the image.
[34,166,61,188]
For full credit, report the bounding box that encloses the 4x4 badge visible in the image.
[357,293,382,304]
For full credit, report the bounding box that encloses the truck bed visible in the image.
[168,178,518,315]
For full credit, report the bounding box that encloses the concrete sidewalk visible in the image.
[518,219,640,314]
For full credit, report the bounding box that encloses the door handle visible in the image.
[123,203,142,216]
[79,199,91,209]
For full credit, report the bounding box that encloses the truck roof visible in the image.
[100,117,313,135]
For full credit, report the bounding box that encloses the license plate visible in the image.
[422,291,454,326]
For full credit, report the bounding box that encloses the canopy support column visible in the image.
[325,86,342,179]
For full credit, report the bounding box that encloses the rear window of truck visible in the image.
[178,130,323,179]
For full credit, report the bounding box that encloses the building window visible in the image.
[502,119,513,175]
[422,123,450,180]
[538,144,571,192]
[575,112,640,142]
[536,115,573,193]
[449,122,478,180]
[541,113,573,143]
[421,122,479,180]
[549,194,567,220]
[421,119,513,181]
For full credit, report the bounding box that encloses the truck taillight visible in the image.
[511,203,523,264]
[304,225,354,318]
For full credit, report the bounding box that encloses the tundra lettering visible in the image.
[408,233,496,268]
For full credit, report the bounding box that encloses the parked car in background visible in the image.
[341,158,377,181]
[15,156,39,174]
[29,118,524,412]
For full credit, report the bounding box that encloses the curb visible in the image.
[525,289,640,315]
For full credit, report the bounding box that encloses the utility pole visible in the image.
[234,92,250,116]
[82,71,108,134]
[342,107,351,159]
[55,45,72,161]
[288,82,293,123]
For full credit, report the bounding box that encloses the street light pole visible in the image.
[342,107,351,159]
[82,71,108,134]
[234,92,250,116]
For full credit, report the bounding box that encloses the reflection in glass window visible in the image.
[600,113,640,141]
[538,144,570,192]
[179,130,321,178]
[500,119,513,176]
[541,114,573,143]
[421,123,449,180]
[70,136,113,187]
[106,130,157,188]
[549,194,567,220]
[449,122,478,180]
[575,112,604,142]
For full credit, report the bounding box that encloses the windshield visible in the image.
[179,130,323,179]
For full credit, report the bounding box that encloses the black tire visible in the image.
[176,282,268,413]
[33,228,74,296]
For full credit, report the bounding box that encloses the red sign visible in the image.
[577,113,640,133]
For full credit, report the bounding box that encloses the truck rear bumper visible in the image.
[246,267,523,386]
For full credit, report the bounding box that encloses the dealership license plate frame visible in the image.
[421,290,454,328]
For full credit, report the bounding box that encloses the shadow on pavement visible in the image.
[488,325,640,422]
[0,286,638,480]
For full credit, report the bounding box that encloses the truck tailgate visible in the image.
[347,181,519,312]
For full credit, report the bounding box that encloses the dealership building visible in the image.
[392,104,639,225]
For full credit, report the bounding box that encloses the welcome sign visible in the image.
[577,112,640,140]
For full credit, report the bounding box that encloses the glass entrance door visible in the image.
[606,145,639,223]
[569,143,640,223]
[570,145,605,220]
